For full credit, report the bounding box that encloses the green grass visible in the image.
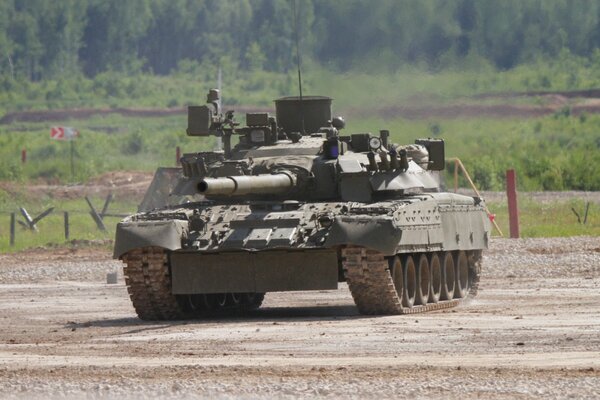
[349,114,600,191]
[0,196,138,253]
[0,60,599,250]
[487,198,600,238]
[0,194,597,253]
[1,60,600,188]
[2,55,600,115]
[2,60,600,189]
[0,114,217,182]
[1,111,599,190]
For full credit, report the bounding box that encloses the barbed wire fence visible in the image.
[0,195,131,247]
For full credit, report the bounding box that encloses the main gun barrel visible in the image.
[198,172,296,196]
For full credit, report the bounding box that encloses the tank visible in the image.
[114,89,491,320]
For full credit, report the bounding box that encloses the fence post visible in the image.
[454,159,459,192]
[64,212,70,240]
[21,149,26,164]
[100,194,114,217]
[85,196,107,232]
[176,146,181,165]
[506,169,520,238]
[10,213,15,246]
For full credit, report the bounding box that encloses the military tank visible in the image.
[114,89,490,320]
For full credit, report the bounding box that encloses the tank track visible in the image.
[342,246,481,315]
[123,246,184,320]
[122,247,264,321]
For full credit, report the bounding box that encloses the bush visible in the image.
[467,156,499,191]
[122,132,145,155]
[0,161,23,180]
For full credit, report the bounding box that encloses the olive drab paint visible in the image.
[114,89,490,320]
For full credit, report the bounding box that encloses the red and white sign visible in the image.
[50,126,79,141]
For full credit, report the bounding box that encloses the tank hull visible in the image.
[116,193,490,319]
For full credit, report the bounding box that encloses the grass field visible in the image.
[0,196,137,253]
[488,197,600,238]
[2,61,600,189]
[1,62,599,251]
[1,111,599,191]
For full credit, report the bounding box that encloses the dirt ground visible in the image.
[0,237,599,399]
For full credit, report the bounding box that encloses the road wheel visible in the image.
[402,254,416,308]
[455,250,469,298]
[428,253,442,304]
[415,254,430,305]
[440,252,455,301]
[230,293,242,306]
[215,293,228,308]
[181,294,206,314]
[388,255,403,301]
[201,294,218,312]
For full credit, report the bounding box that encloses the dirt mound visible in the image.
[375,103,555,119]
[4,89,600,124]
[0,171,153,201]
[86,171,152,188]
[372,95,600,120]
[474,88,600,99]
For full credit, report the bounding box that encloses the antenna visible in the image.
[292,0,305,134]
[217,66,222,110]
[215,66,223,151]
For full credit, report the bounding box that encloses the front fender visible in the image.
[324,216,402,256]
[113,219,188,258]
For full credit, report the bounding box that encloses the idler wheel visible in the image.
[415,254,431,306]
[428,253,442,304]
[402,255,417,308]
[454,250,470,298]
[388,256,403,301]
[440,252,455,301]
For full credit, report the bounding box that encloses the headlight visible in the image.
[369,136,382,151]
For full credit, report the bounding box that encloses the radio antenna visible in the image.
[292,0,305,134]
[215,66,223,151]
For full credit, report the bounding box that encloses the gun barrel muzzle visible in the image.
[198,172,296,196]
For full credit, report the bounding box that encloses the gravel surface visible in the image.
[0,246,119,284]
[0,237,599,399]
[485,236,600,278]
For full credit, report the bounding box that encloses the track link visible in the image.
[342,247,480,315]
[122,246,184,320]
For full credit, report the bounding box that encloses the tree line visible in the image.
[2,0,600,81]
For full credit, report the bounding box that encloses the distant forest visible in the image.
[2,0,600,80]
